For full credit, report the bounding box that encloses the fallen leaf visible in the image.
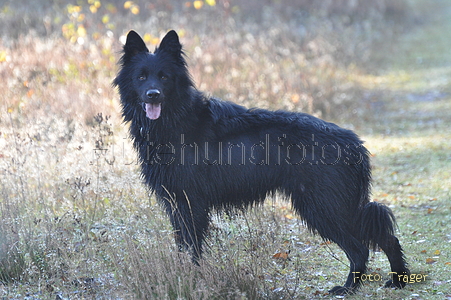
[426,258,436,264]
[273,251,289,260]
[320,241,332,245]
[285,213,294,220]
[434,250,441,255]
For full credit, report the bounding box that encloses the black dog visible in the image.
[114,30,409,294]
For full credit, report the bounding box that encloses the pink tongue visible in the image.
[145,103,161,120]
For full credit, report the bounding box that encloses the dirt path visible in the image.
[368,0,451,137]
[363,2,451,297]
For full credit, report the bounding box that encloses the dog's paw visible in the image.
[329,286,355,295]
[384,279,406,289]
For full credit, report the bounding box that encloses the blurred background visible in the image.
[0,0,420,123]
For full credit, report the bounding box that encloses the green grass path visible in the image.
[361,1,451,298]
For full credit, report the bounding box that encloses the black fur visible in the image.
[113,30,409,295]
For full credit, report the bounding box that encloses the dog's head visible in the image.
[114,30,193,121]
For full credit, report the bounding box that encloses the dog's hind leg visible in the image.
[379,235,409,288]
[359,202,409,289]
[290,193,369,295]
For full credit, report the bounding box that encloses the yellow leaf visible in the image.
[205,0,216,6]
[77,25,87,37]
[102,14,110,24]
[90,5,98,13]
[285,213,294,220]
[0,50,7,62]
[130,5,140,14]
[193,0,203,9]
[433,250,440,255]
[77,13,85,22]
[177,29,186,38]
[150,37,160,45]
[94,1,101,8]
[68,5,82,14]
[124,1,133,9]
[143,33,152,43]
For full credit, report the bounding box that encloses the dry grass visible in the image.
[3,0,449,299]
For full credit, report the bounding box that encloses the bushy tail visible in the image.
[359,202,397,251]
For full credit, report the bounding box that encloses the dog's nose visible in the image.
[146,89,160,101]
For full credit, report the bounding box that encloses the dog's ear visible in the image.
[123,30,149,59]
[157,30,182,57]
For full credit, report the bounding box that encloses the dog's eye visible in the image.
[138,75,146,81]
[160,74,168,81]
